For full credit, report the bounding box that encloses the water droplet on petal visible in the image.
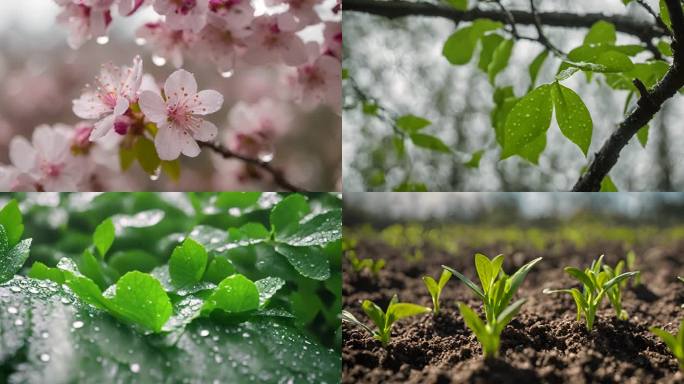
[135,37,146,46]
[96,36,109,45]
[152,55,167,66]
[258,150,274,163]
[220,70,234,78]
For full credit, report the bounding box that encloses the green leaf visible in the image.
[446,0,468,10]
[255,276,286,307]
[278,209,341,247]
[594,51,635,72]
[458,302,486,340]
[270,194,309,239]
[78,249,110,289]
[660,0,672,29]
[464,150,484,168]
[0,200,23,247]
[203,256,236,284]
[93,218,115,258]
[169,238,208,288]
[551,82,593,156]
[443,19,503,65]
[161,160,181,181]
[584,21,616,45]
[342,68,349,79]
[119,146,136,171]
[275,244,330,281]
[28,261,65,283]
[396,115,431,133]
[393,136,405,158]
[658,40,673,57]
[603,271,639,290]
[442,265,485,299]
[362,102,379,115]
[600,176,618,192]
[637,125,649,147]
[393,182,428,192]
[0,225,31,284]
[108,250,160,275]
[565,267,595,291]
[202,274,260,315]
[410,133,451,153]
[528,50,549,90]
[474,253,496,294]
[215,192,262,210]
[107,271,172,332]
[478,34,505,72]
[387,303,430,321]
[134,137,161,175]
[361,300,385,330]
[488,39,514,84]
[491,86,517,147]
[494,298,526,333]
[501,84,553,162]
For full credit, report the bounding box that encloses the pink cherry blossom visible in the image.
[139,69,223,160]
[242,15,308,66]
[118,0,147,15]
[226,98,292,158]
[8,125,85,191]
[265,0,322,32]
[288,47,341,113]
[207,0,254,33]
[73,55,143,140]
[152,0,209,33]
[195,24,248,74]
[322,21,342,60]
[55,1,113,49]
[137,22,194,68]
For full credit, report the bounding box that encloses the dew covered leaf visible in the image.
[106,271,173,332]
[409,133,452,153]
[275,244,330,281]
[202,274,260,315]
[0,199,23,247]
[637,125,649,147]
[552,82,593,156]
[277,209,342,247]
[255,277,286,307]
[488,38,514,84]
[93,218,115,257]
[169,238,208,288]
[0,224,32,285]
[270,194,309,239]
[443,19,503,65]
[584,20,616,45]
[0,277,340,384]
[501,84,553,162]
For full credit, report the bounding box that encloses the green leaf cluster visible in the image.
[422,269,452,313]
[342,295,430,346]
[543,255,638,330]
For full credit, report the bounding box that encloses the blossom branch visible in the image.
[199,141,308,192]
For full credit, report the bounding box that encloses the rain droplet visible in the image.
[14,319,23,326]
[258,150,274,163]
[150,166,161,181]
[72,320,84,329]
[220,70,234,78]
[130,363,141,373]
[39,353,51,362]
[29,287,39,294]
[214,355,223,363]
[228,208,240,217]
[200,329,210,337]
[96,36,109,45]
[7,306,17,314]
[135,37,146,46]
[41,331,49,339]
[152,55,167,66]
[10,286,21,293]
[61,297,71,304]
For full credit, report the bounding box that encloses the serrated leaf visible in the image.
[275,244,330,281]
[396,115,431,133]
[202,274,260,315]
[169,238,208,288]
[501,84,553,162]
[93,218,115,257]
[410,133,451,153]
[488,39,514,84]
[0,200,23,247]
[552,82,593,156]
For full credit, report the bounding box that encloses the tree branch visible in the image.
[345,0,668,40]
[573,0,684,191]
[199,141,308,192]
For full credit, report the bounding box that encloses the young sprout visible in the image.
[650,320,684,371]
[344,240,385,275]
[443,254,541,358]
[625,250,641,287]
[442,253,542,323]
[543,255,638,330]
[603,260,630,320]
[342,295,430,346]
[423,269,452,314]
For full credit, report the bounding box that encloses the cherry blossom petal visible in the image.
[181,134,201,157]
[33,125,70,163]
[188,90,223,115]
[280,36,308,66]
[193,120,218,141]
[73,91,110,119]
[114,96,129,116]
[120,55,143,100]
[154,123,183,160]
[90,114,116,141]
[139,90,168,123]
[9,137,37,172]
[164,69,198,105]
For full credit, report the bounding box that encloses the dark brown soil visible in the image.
[343,237,684,383]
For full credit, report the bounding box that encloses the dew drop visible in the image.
[14,319,23,326]
[7,306,17,314]
[200,329,210,337]
[150,166,162,181]
[258,150,274,163]
[214,355,223,363]
[135,37,146,46]
[41,331,49,339]
[220,70,234,78]
[152,55,167,66]
[39,353,51,362]
[130,363,141,373]
[61,297,71,305]
[96,36,109,45]
[228,207,240,217]
[72,320,84,329]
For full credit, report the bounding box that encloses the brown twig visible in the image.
[199,141,308,192]
[529,0,565,57]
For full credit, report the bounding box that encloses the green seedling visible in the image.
[443,254,540,358]
[458,298,526,359]
[603,260,630,320]
[347,252,386,275]
[341,295,430,346]
[678,276,684,283]
[442,253,542,323]
[543,255,638,330]
[625,250,641,287]
[650,320,684,371]
[423,269,452,314]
